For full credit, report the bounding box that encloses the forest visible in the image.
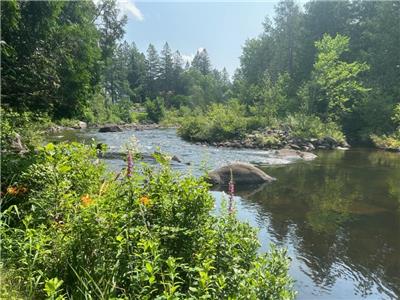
[2,0,399,149]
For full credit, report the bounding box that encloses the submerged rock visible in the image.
[275,149,317,161]
[99,125,123,133]
[208,162,276,185]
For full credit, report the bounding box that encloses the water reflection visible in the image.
[229,149,400,299]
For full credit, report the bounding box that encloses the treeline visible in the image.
[233,0,400,143]
[1,0,230,123]
[1,0,399,146]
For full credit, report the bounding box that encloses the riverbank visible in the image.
[202,128,349,152]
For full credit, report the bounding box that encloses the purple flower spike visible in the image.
[228,179,235,214]
[127,150,133,177]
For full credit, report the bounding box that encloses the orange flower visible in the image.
[81,194,93,207]
[139,196,151,206]
[7,186,18,195]
[6,186,28,196]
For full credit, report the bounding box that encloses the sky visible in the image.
[119,1,279,75]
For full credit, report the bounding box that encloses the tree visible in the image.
[145,44,161,98]
[127,43,147,103]
[159,42,174,94]
[104,41,132,104]
[191,48,211,75]
[306,34,370,122]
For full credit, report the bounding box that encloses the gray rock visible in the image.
[305,142,315,151]
[171,155,182,163]
[73,121,87,129]
[99,125,123,133]
[208,162,276,185]
[275,149,317,161]
[10,133,27,153]
[323,136,337,145]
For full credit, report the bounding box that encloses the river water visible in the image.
[49,128,400,300]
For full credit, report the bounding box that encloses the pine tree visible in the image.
[145,44,160,97]
[159,42,174,93]
[192,48,211,75]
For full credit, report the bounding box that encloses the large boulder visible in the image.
[99,125,123,133]
[208,162,275,185]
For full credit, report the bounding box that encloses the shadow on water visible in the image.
[47,129,400,300]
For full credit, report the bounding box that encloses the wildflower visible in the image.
[127,150,133,177]
[81,194,93,207]
[7,186,18,195]
[140,196,151,206]
[6,186,28,196]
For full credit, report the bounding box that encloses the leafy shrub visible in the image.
[371,132,400,150]
[285,113,346,143]
[1,143,295,299]
[145,97,166,123]
[1,108,52,150]
[178,100,249,142]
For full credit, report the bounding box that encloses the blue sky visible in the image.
[121,1,278,75]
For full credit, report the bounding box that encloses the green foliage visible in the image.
[1,143,295,299]
[371,133,400,151]
[178,100,249,142]
[308,34,370,122]
[145,97,166,123]
[1,108,51,150]
[285,113,346,143]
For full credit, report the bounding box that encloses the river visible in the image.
[49,128,400,300]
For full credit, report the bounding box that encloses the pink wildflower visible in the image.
[228,172,235,214]
[127,150,133,177]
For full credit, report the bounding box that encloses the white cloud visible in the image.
[119,0,144,21]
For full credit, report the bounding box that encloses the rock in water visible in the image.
[275,149,317,161]
[73,121,87,129]
[99,125,123,133]
[208,162,275,185]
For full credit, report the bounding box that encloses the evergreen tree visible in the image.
[145,44,161,98]
[159,42,174,93]
[127,42,147,103]
[192,48,211,75]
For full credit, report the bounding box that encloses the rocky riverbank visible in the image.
[47,121,162,133]
[206,128,350,152]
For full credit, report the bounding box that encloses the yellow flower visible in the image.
[140,196,151,206]
[81,194,93,207]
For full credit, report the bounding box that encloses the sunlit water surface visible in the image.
[48,128,400,300]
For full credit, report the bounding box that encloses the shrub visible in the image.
[371,132,400,150]
[1,143,295,299]
[178,100,249,142]
[285,113,346,143]
[145,97,166,123]
[1,108,52,150]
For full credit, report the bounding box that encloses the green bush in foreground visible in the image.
[1,143,295,299]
